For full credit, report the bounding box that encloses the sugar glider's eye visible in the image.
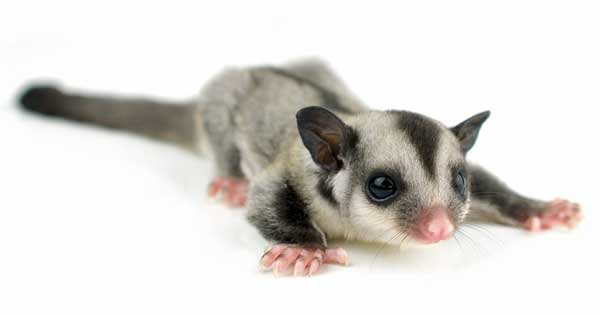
[367,175,398,201]
[453,169,466,196]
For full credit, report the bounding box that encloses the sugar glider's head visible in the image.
[296,107,490,245]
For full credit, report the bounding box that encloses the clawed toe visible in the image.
[524,198,582,231]
[208,176,249,207]
[260,244,348,277]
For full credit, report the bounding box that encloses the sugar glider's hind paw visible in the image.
[260,244,349,277]
[524,198,582,231]
[208,176,248,207]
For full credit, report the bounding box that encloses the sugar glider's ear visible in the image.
[296,106,353,172]
[451,111,491,153]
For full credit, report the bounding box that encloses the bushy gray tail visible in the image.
[19,85,197,149]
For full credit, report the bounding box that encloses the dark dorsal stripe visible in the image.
[265,67,356,115]
[396,111,441,178]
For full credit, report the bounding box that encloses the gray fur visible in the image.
[20,86,197,149]
[467,164,545,224]
[19,58,550,248]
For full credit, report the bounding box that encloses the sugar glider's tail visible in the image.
[19,85,198,150]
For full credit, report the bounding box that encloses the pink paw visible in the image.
[208,176,249,207]
[260,244,349,277]
[524,198,582,231]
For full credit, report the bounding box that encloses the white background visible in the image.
[1,1,599,314]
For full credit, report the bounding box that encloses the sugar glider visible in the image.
[19,59,582,276]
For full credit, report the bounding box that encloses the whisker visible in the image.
[470,191,514,198]
[456,229,488,257]
[461,223,505,248]
[369,230,407,271]
[453,234,466,261]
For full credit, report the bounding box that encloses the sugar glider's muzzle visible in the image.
[413,207,455,244]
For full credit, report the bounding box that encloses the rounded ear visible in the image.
[296,106,353,172]
[451,111,491,153]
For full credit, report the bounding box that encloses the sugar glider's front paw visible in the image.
[260,244,349,277]
[208,176,249,207]
[524,198,582,231]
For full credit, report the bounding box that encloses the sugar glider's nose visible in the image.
[415,207,455,243]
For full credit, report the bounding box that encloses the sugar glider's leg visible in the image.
[248,106,358,276]
[467,164,582,231]
[247,173,348,276]
[247,107,359,276]
[201,104,248,207]
[198,68,255,206]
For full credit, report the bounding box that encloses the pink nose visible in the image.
[416,208,455,243]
